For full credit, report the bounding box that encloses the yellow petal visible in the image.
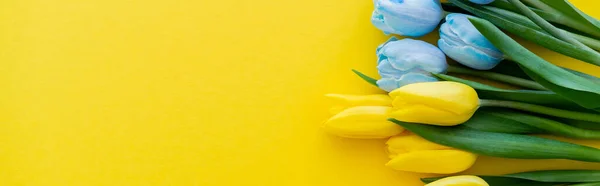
[326,94,392,114]
[389,82,479,115]
[426,175,489,186]
[389,104,476,126]
[323,106,404,139]
[386,149,477,174]
[386,134,450,158]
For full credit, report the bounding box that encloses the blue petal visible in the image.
[373,0,443,37]
[376,74,438,92]
[438,37,503,70]
[445,13,502,54]
[378,38,447,73]
[438,13,504,70]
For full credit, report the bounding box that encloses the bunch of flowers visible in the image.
[323,0,600,185]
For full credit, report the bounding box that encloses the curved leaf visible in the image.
[389,119,600,162]
[461,109,543,134]
[540,0,600,38]
[351,69,377,87]
[468,17,600,111]
[507,170,600,182]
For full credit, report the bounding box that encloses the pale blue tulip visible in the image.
[376,37,448,92]
[438,13,504,70]
[469,0,495,5]
[371,0,443,37]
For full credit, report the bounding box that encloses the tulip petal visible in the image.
[325,94,392,114]
[426,175,489,186]
[389,81,479,115]
[438,13,503,70]
[377,74,439,92]
[389,104,476,126]
[387,134,450,158]
[386,149,478,174]
[374,0,443,37]
[323,106,404,139]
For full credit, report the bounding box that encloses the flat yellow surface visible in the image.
[1,0,600,185]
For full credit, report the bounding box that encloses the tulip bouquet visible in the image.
[323,0,600,185]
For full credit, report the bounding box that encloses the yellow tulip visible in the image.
[389,81,479,126]
[425,175,489,186]
[323,106,404,139]
[325,94,392,114]
[386,134,450,159]
[385,134,477,174]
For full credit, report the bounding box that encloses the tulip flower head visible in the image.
[323,106,404,139]
[389,81,479,126]
[325,94,392,114]
[371,0,444,37]
[426,175,489,186]
[439,13,504,70]
[376,37,448,92]
[469,0,495,5]
[386,134,478,174]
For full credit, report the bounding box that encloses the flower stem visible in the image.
[508,0,595,52]
[479,99,600,122]
[447,66,547,90]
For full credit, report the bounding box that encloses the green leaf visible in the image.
[468,16,600,111]
[448,0,600,66]
[351,69,377,87]
[461,109,544,134]
[539,0,600,38]
[433,73,582,109]
[493,111,600,139]
[422,176,561,186]
[389,119,600,162]
[564,120,600,131]
[507,170,600,182]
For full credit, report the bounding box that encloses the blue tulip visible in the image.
[438,13,504,70]
[469,0,495,5]
[371,0,444,37]
[376,37,448,92]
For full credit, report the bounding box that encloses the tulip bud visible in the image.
[386,134,450,159]
[325,94,392,114]
[389,81,479,126]
[426,175,489,186]
[469,0,495,5]
[376,37,448,92]
[371,0,443,37]
[385,134,477,174]
[323,106,404,139]
[438,13,504,70]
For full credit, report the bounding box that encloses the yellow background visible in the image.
[1,0,600,185]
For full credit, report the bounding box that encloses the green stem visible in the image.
[484,6,600,51]
[570,183,600,186]
[447,66,547,90]
[521,0,555,12]
[479,99,600,122]
[508,0,594,51]
[571,33,600,51]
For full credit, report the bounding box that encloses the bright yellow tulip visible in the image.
[425,175,489,186]
[386,133,450,158]
[389,81,479,126]
[385,134,477,174]
[325,94,392,114]
[323,106,404,139]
